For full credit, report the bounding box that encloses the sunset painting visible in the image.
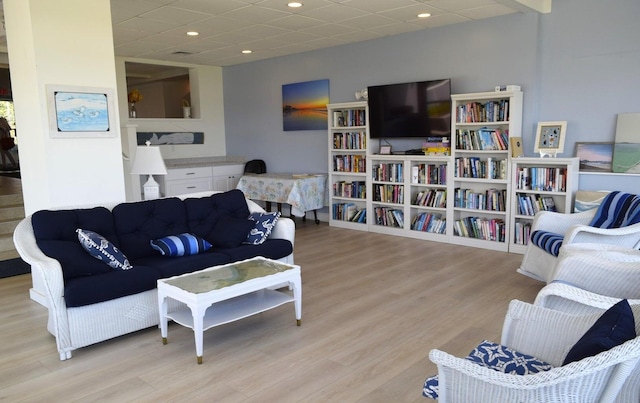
[282,79,329,131]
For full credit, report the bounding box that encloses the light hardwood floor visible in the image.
[0,219,543,402]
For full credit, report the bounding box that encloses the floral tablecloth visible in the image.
[236,173,327,217]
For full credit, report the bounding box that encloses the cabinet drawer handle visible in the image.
[185,172,195,175]
[187,186,196,189]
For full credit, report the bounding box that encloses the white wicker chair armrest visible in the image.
[531,209,595,234]
[564,222,640,248]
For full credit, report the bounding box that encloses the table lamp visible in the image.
[130,141,167,200]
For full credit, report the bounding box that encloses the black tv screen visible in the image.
[368,79,451,139]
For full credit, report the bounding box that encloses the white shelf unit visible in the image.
[327,101,369,230]
[449,91,523,252]
[509,157,580,254]
[368,155,408,237]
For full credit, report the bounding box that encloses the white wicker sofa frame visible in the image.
[535,283,640,403]
[429,299,640,403]
[13,191,295,361]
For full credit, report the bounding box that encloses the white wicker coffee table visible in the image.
[157,256,302,364]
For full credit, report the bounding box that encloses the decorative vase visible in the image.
[183,106,191,118]
[129,103,136,118]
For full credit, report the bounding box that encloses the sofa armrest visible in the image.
[530,209,595,234]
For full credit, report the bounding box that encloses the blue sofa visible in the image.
[14,190,295,360]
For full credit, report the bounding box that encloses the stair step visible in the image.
[0,205,24,221]
[0,219,19,237]
[0,234,16,254]
[0,249,20,260]
[0,193,23,207]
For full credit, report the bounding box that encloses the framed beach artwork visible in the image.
[47,85,116,138]
[282,79,329,131]
[612,112,640,173]
[575,142,613,172]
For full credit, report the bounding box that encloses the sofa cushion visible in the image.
[245,211,281,245]
[210,215,254,248]
[219,239,293,262]
[184,189,251,242]
[134,252,231,278]
[64,265,162,307]
[112,198,189,261]
[150,233,212,257]
[563,299,636,365]
[32,207,120,279]
[77,229,133,270]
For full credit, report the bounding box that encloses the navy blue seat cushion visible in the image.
[112,198,189,261]
[134,252,231,278]
[210,215,254,248]
[64,265,161,307]
[184,189,251,243]
[32,207,120,279]
[219,239,293,262]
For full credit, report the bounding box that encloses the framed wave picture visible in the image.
[612,113,640,173]
[47,85,116,138]
[282,79,329,131]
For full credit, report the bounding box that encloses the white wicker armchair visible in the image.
[546,243,640,298]
[429,299,640,403]
[535,283,640,403]
[518,193,640,282]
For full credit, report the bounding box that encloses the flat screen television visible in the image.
[368,79,451,139]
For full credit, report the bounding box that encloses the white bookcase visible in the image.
[509,157,580,254]
[327,102,369,230]
[449,91,523,252]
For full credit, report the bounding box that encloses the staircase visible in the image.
[0,192,24,260]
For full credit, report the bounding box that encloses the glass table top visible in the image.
[163,258,294,294]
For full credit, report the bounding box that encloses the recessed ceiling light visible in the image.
[288,2,303,8]
[186,31,199,36]
[242,50,252,54]
[418,13,431,18]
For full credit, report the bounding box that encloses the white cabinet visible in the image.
[509,157,579,254]
[162,163,244,196]
[212,164,244,192]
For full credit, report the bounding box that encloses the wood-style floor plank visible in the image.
[0,220,543,402]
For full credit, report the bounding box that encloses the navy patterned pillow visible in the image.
[150,233,212,257]
[76,228,132,270]
[423,340,553,399]
[245,212,281,245]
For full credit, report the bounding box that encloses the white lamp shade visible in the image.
[130,144,167,175]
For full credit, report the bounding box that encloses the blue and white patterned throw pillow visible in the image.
[423,340,553,399]
[245,212,280,245]
[77,228,132,270]
[150,233,212,257]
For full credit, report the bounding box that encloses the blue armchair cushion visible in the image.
[423,340,553,399]
[150,233,212,257]
[563,299,636,365]
[530,230,564,257]
[245,212,281,245]
[77,229,132,270]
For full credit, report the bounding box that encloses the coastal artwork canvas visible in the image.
[612,113,640,173]
[282,79,329,131]
[575,142,613,172]
[47,85,115,138]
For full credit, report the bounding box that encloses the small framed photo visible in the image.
[47,84,116,138]
[575,142,613,172]
[379,144,392,155]
[534,121,566,156]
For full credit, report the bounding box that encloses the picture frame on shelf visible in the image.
[47,84,116,138]
[379,144,392,155]
[534,121,566,157]
[575,142,613,173]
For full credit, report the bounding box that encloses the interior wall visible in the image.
[223,0,640,192]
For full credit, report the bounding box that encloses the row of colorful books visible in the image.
[514,167,567,192]
[411,163,447,185]
[373,184,404,204]
[332,155,366,173]
[333,110,366,127]
[372,162,403,182]
[333,180,366,199]
[455,100,510,123]
[410,212,446,234]
[455,128,509,151]
[453,188,506,211]
[374,207,403,227]
[453,216,506,242]
[413,189,447,208]
[332,203,366,222]
[332,131,366,150]
[516,193,557,216]
[454,157,507,180]
[513,221,532,245]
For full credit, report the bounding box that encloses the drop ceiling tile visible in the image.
[340,13,398,30]
[115,17,179,34]
[343,0,417,13]
[301,23,357,37]
[268,14,327,31]
[170,0,246,15]
[221,4,290,24]
[300,3,370,22]
[458,4,516,20]
[139,6,212,24]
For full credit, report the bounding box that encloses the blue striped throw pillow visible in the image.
[150,233,212,257]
